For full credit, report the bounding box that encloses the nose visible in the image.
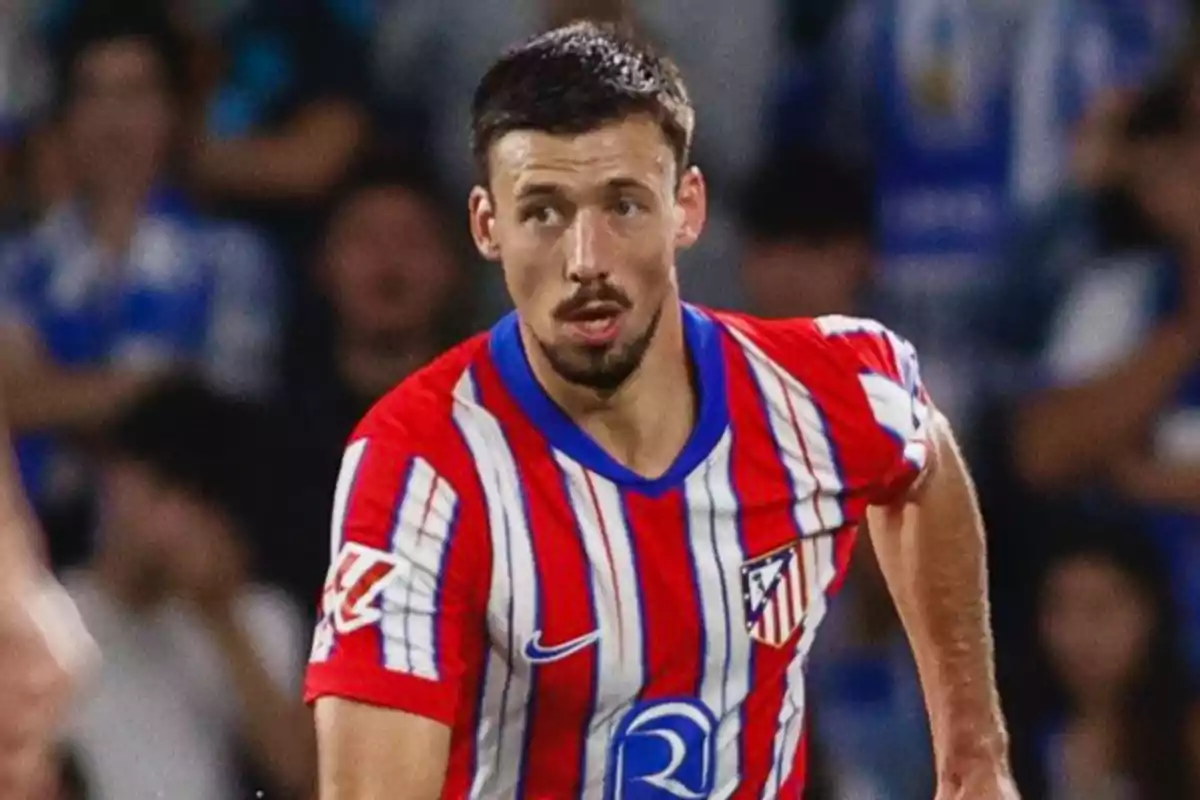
[564,209,609,284]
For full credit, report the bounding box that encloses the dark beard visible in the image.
[536,304,663,395]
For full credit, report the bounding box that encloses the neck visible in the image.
[91,545,164,612]
[336,332,437,400]
[523,299,697,479]
[1074,693,1124,727]
[84,180,153,254]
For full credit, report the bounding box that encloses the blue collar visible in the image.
[487,303,729,496]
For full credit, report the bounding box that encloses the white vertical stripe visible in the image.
[453,373,537,798]
[329,438,368,561]
[311,438,370,663]
[725,330,852,797]
[727,328,845,535]
[382,458,458,679]
[763,536,841,796]
[765,646,808,799]
[683,432,749,796]
[785,384,845,530]
[557,454,645,794]
[706,436,753,799]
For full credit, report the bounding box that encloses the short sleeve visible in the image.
[304,433,486,725]
[817,315,934,504]
[1041,257,1156,385]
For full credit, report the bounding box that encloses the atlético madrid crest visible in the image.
[741,543,808,648]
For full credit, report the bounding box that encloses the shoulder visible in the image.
[349,332,492,492]
[710,309,918,388]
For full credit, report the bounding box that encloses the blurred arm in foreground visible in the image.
[0,402,94,798]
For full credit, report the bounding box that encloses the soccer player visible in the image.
[306,22,1017,800]
[0,403,94,798]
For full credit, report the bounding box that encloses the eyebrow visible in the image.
[514,177,652,200]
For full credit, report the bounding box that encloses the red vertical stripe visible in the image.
[472,358,597,797]
[777,731,809,799]
[441,532,490,799]
[722,337,805,798]
[332,442,410,666]
[624,487,703,699]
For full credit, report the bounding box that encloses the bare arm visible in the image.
[0,326,158,434]
[315,698,451,800]
[0,399,95,798]
[1013,319,1197,488]
[1108,448,1200,513]
[867,413,1010,787]
[193,101,366,203]
[0,399,37,574]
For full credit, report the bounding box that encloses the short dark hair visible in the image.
[470,21,694,182]
[105,378,280,536]
[53,0,190,108]
[323,147,453,235]
[739,148,874,246]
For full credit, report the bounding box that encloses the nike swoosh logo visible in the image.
[523,629,600,664]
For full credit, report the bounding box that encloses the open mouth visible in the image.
[559,303,624,346]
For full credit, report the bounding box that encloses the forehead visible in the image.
[77,38,165,82]
[488,116,675,196]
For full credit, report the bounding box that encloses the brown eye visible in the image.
[613,198,645,218]
[521,204,562,226]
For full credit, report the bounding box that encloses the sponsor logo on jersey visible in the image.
[321,543,404,635]
[606,698,717,799]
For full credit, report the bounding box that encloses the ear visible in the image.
[468,185,501,261]
[673,166,708,251]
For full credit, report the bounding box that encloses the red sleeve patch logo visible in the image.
[321,543,404,635]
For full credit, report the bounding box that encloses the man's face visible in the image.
[325,186,459,344]
[470,115,705,392]
[742,238,872,320]
[96,459,179,594]
[66,38,175,193]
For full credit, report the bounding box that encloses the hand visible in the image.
[935,761,1020,800]
[163,502,249,622]
[0,569,95,798]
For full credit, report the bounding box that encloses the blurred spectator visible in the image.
[0,2,278,556]
[738,148,874,320]
[269,152,467,608]
[63,379,311,800]
[1007,516,1200,799]
[785,0,1186,434]
[1013,65,1200,667]
[187,0,370,257]
[0,0,53,228]
[1010,0,1187,212]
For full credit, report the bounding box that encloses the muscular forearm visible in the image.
[0,402,39,581]
[869,419,1008,775]
[1014,321,1196,488]
[195,102,365,202]
[2,365,155,434]
[1111,452,1200,513]
[207,612,315,796]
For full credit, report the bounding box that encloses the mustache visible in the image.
[554,283,633,319]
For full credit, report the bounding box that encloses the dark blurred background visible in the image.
[4,0,1200,797]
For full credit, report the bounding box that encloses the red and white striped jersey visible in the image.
[305,305,933,799]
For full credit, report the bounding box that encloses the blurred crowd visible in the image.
[4,0,1200,798]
